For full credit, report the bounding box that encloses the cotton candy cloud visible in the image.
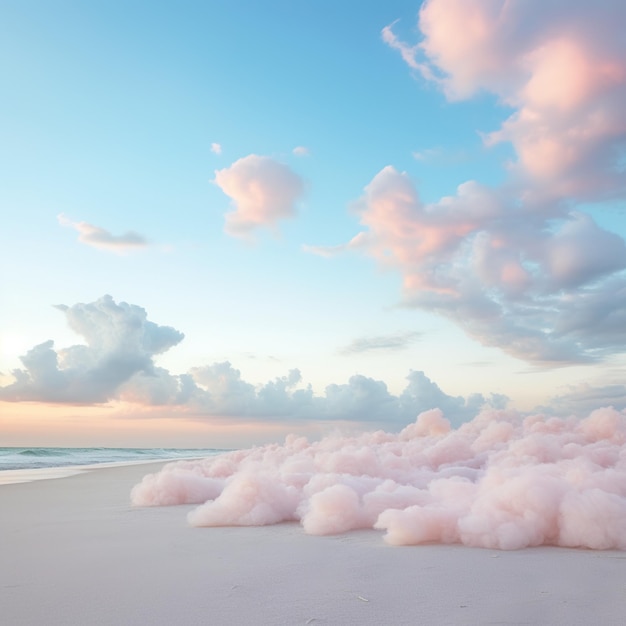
[58,214,148,253]
[0,295,184,403]
[308,2,626,364]
[386,0,626,201]
[132,406,626,550]
[322,166,626,363]
[214,155,304,236]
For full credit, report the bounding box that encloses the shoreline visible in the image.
[2,463,625,625]
[0,456,207,486]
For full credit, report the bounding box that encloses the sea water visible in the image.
[0,446,224,471]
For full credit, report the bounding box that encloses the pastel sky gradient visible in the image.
[1,0,625,447]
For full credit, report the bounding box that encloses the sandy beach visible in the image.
[1,462,625,626]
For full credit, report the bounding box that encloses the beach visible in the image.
[2,462,625,626]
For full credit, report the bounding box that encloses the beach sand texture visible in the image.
[2,462,626,625]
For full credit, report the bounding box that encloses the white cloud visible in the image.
[0,295,184,403]
[214,154,305,237]
[292,146,310,157]
[381,20,435,80]
[338,332,422,355]
[211,142,222,155]
[540,381,626,417]
[301,232,370,258]
[0,296,503,426]
[58,214,148,253]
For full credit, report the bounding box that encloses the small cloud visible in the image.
[381,20,437,83]
[412,148,441,162]
[302,232,370,258]
[412,147,469,164]
[214,154,305,237]
[211,142,222,155]
[339,331,422,355]
[292,146,310,157]
[58,214,148,254]
[539,382,626,417]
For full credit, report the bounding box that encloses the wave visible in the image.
[0,447,225,472]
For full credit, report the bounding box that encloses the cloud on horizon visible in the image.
[3,296,626,430]
[214,154,305,237]
[0,296,504,428]
[58,214,149,253]
[0,296,183,403]
[338,331,422,355]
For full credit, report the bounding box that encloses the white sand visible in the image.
[1,463,625,626]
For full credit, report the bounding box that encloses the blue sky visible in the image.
[1,0,625,446]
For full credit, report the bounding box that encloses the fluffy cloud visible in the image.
[319,166,626,363]
[132,406,626,550]
[292,146,310,157]
[58,214,148,253]
[210,142,222,155]
[0,297,501,426]
[124,362,490,427]
[214,155,305,236]
[303,2,626,365]
[385,0,626,201]
[0,296,184,403]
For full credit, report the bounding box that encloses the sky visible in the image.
[1,0,625,448]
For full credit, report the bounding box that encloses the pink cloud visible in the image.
[58,214,148,254]
[214,155,305,236]
[307,164,626,363]
[132,406,626,550]
[385,0,626,200]
[320,1,626,363]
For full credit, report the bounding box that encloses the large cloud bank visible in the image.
[132,407,626,550]
[308,0,626,365]
[0,296,501,426]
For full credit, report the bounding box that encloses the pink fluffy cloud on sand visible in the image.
[132,406,626,550]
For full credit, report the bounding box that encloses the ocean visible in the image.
[0,446,225,473]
